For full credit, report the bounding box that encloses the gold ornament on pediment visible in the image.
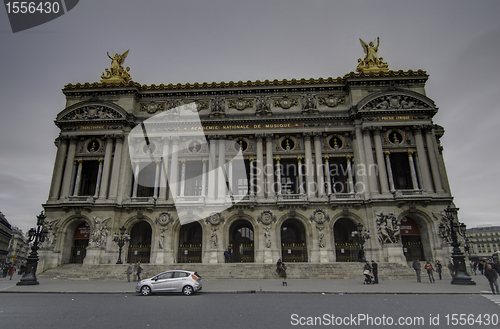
[356,37,389,73]
[101,50,132,83]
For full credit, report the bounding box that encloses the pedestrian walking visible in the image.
[472,262,477,275]
[8,264,16,280]
[126,264,133,282]
[278,261,287,286]
[435,260,442,280]
[2,264,8,278]
[478,261,484,275]
[425,261,435,283]
[136,262,143,281]
[484,264,500,295]
[371,260,379,284]
[412,259,421,282]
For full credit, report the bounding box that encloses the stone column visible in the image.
[228,159,233,195]
[373,128,390,195]
[249,158,255,196]
[217,138,227,200]
[413,126,433,192]
[132,162,140,198]
[201,159,207,197]
[98,136,114,200]
[179,160,186,197]
[385,152,395,193]
[313,133,325,197]
[169,137,180,199]
[297,157,305,194]
[256,134,265,201]
[265,134,274,199]
[425,127,444,193]
[362,127,379,195]
[346,156,355,193]
[59,137,78,199]
[93,159,104,198]
[72,160,83,196]
[275,158,282,195]
[154,160,161,198]
[353,124,369,197]
[207,137,217,202]
[324,157,332,195]
[408,151,420,190]
[108,135,124,200]
[49,137,68,201]
[159,137,171,200]
[304,133,315,198]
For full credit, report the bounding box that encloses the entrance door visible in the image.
[178,222,202,263]
[229,221,254,262]
[127,221,152,263]
[70,222,90,263]
[401,217,424,261]
[334,218,360,262]
[281,219,307,262]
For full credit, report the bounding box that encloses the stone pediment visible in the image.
[357,90,436,112]
[56,102,129,124]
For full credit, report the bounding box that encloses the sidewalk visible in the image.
[0,273,494,295]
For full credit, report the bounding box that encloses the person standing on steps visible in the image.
[412,259,421,282]
[126,264,133,282]
[136,261,143,281]
[278,261,287,286]
[435,260,442,280]
[371,260,379,284]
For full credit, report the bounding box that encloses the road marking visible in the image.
[0,284,14,291]
[482,294,500,307]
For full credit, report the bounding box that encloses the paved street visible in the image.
[1,293,499,329]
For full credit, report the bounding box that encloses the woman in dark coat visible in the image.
[278,262,287,286]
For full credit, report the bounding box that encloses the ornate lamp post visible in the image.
[352,223,370,262]
[439,206,476,285]
[113,226,130,264]
[17,211,48,286]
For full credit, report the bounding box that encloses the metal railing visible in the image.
[335,242,361,262]
[178,244,202,263]
[127,245,151,263]
[281,243,308,262]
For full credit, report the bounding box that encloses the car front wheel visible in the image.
[140,285,152,296]
[182,285,194,296]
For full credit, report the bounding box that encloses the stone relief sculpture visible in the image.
[40,219,60,250]
[257,210,277,225]
[155,212,173,226]
[301,94,318,114]
[101,50,132,83]
[264,226,272,248]
[63,105,122,121]
[158,228,166,250]
[88,216,110,249]
[361,95,430,111]
[310,209,330,224]
[206,213,225,226]
[376,212,401,244]
[318,95,345,108]
[210,227,218,249]
[209,96,226,117]
[317,226,325,248]
[356,37,389,73]
[255,96,272,116]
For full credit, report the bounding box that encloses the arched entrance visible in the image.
[178,222,202,263]
[127,221,152,263]
[69,222,90,263]
[401,217,425,261]
[281,219,307,262]
[334,218,360,262]
[229,220,254,262]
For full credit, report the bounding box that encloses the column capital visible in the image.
[297,156,303,162]
[202,159,208,164]
[180,159,186,165]
[408,151,415,156]
[249,158,255,162]
[313,132,322,141]
[98,159,104,164]
[113,134,125,142]
[346,155,352,162]
[361,126,372,135]
[384,151,391,158]
[412,125,424,134]
[372,126,383,134]
[303,132,312,141]
[323,156,330,162]
[275,157,280,163]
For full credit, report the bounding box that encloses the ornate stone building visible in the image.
[0,212,12,263]
[39,44,457,272]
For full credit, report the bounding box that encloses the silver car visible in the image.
[136,270,202,296]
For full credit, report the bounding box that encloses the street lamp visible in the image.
[17,211,48,286]
[352,223,370,262]
[113,226,130,264]
[439,206,476,285]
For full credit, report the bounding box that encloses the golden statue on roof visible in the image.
[101,50,132,83]
[356,37,389,73]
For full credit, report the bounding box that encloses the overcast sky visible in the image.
[1,0,499,232]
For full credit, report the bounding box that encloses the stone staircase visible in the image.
[38,262,415,281]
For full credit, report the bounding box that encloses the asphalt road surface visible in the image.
[1,293,499,329]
